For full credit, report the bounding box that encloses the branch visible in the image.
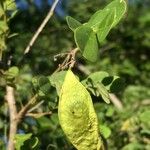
[17,94,38,123]
[77,63,91,75]
[27,100,44,113]
[5,86,18,150]
[109,93,123,111]
[26,111,52,118]
[24,0,60,54]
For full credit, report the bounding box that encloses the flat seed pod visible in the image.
[58,70,103,150]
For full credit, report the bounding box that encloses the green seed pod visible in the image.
[58,70,104,150]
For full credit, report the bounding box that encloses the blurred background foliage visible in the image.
[0,0,150,149]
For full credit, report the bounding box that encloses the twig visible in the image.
[109,93,123,111]
[5,86,18,150]
[26,111,52,118]
[24,0,60,54]
[17,94,38,123]
[27,100,44,113]
[77,63,91,75]
[53,48,79,73]
[141,99,150,105]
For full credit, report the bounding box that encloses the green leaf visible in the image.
[58,70,103,149]
[82,72,123,95]
[37,117,53,129]
[87,9,109,32]
[106,107,115,117]
[0,75,6,86]
[0,21,9,34]
[21,137,39,150]
[96,9,115,42]
[74,25,98,62]
[32,76,39,91]
[122,142,144,150]
[139,110,150,127]
[14,133,32,150]
[82,71,110,103]
[4,0,16,11]
[99,125,111,139]
[82,71,109,86]
[87,0,127,42]
[32,76,51,97]
[49,71,67,95]
[5,66,19,80]
[110,0,127,27]
[66,16,82,31]
[38,76,51,96]
[30,137,39,148]
[97,83,110,104]
[0,4,5,18]
[102,76,124,93]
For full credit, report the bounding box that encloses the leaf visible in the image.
[0,4,5,18]
[96,9,115,42]
[66,16,82,31]
[32,76,51,97]
[97,83,110,104]
[49,71,67,95]
[87,9,109,32]
[87,0,127,42]
[4,0,16,11]
[82,71,109,86]
[139,110,150,128]
[99,125,111,139]
[14,133,32,150]
[0,75,6,86]
[110,0,127,27]
[122,142,144,150]
[74,25,98,62]
[5,66,19,80]
[82,71,110,103]
[102,76,124,93]
[31,137,39,148]
[82,72,123,97]
[37,117,53,129]
[38,76,51,96]
[0,21,9,34]
[58,70,103,150]
[8,32,18,38]
[32,76,39,91]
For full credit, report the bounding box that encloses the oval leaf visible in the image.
[74,25,98,62]
[66,16,82,31]
[87,0,127,42]
[58,70,103,150]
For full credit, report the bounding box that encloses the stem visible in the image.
[24,0,60,54]
[5,86,18,150]
[17,94,38,123]
[53,48,79,73]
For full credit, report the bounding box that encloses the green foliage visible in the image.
[0,0,17,59]
[67,0,127,62]
[32,76,51,97]
[0,0,149,149]
[82,71,123,103]
[15,133,39,150]
[15,133,32,150]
